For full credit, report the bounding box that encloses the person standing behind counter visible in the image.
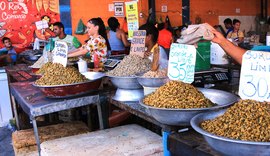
[0,37,17,65]
[139,23,168,70]
[107,17,130,54]
[68,18,110,68]
[227,19,244,44]
[207,23,246,64]
[157,22,173,58]
[53,22,82,51]
[223,18,233,37]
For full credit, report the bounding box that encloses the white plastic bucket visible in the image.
[266,32,270,46]
[210,42,229,65]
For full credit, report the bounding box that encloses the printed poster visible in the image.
[114,2,124,17]
[0,0,60,49]
[125,1,139,39]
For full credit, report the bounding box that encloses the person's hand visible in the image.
[205,23,226,44]
[144,51,151,58]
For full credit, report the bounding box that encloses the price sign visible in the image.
[239,50,270,102]
[53,41,68,67]
[168,43,196,83]
[130,30,146,57]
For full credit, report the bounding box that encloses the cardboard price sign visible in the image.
[168,43,196,83]
[239,50,270,102]
[53,41,68,67]
[130,30,146,57]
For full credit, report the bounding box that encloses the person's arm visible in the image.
[68,47,88,57]
[120,30,130,47]
[207,24,246,64]
[238,31,244,43]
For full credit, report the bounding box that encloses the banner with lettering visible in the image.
[125,1,139,39]
[0,0,60,50]
[239,50,270,102]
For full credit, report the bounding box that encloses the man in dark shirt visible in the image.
[0,37,17,64]
[223,18,233,37]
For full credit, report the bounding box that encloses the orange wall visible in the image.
[71,0,148,43]
[190,0,268,25]
[155,0,182,26]
[70,0,269,43]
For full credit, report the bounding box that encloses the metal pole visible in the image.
[182,0,190,25]
[148,0,156,24]
[32,118,41,156]
[11,96,20,130]
[97,97,104,130]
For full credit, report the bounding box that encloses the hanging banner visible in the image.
[125,1,139,39]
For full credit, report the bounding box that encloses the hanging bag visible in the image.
[75,19,86,35]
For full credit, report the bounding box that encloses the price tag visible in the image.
[53,41,68,67]
[239,50,270,102]
[168,43,196,83]
[130,30,146,57]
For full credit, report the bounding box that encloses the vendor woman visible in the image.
[139,23,168,70]
[68,17,110,68]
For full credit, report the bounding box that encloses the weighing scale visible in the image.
[104,59,120,68]
[192,69,230,87]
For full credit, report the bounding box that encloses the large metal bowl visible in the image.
[191,110,270,156]
[136,74,169,87]
[112,88,144,102]
[33,72,104,98]
[108,75,142,89]
[139,88,239,126]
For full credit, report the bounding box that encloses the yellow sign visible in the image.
[125,1,139,39]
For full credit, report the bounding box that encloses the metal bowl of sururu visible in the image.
[136,73,169,87]
[191,109,270,156]
[108,75,142,89]
[139,88,239,126]
[33,72,104,98]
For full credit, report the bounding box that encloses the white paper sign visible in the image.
[53,41,68,67]
[35,20,48,30]
[168,43,196,83]
[239,50,270,102]
[130,30,146,57]
[114,2,124,17]
[108,4,114,12]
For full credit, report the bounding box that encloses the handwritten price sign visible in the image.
[130,30,146,57]
[53,41,68,67]
[239,50,270,102]
[168,43,196,83]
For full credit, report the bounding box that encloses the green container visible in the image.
[195,41,211,71]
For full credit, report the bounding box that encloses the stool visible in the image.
[41,124,163,156]
[12,121,89,156]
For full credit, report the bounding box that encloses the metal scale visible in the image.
[192,69,231,88]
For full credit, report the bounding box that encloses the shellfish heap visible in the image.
[35,63,87,86]
[106,54,151,77]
